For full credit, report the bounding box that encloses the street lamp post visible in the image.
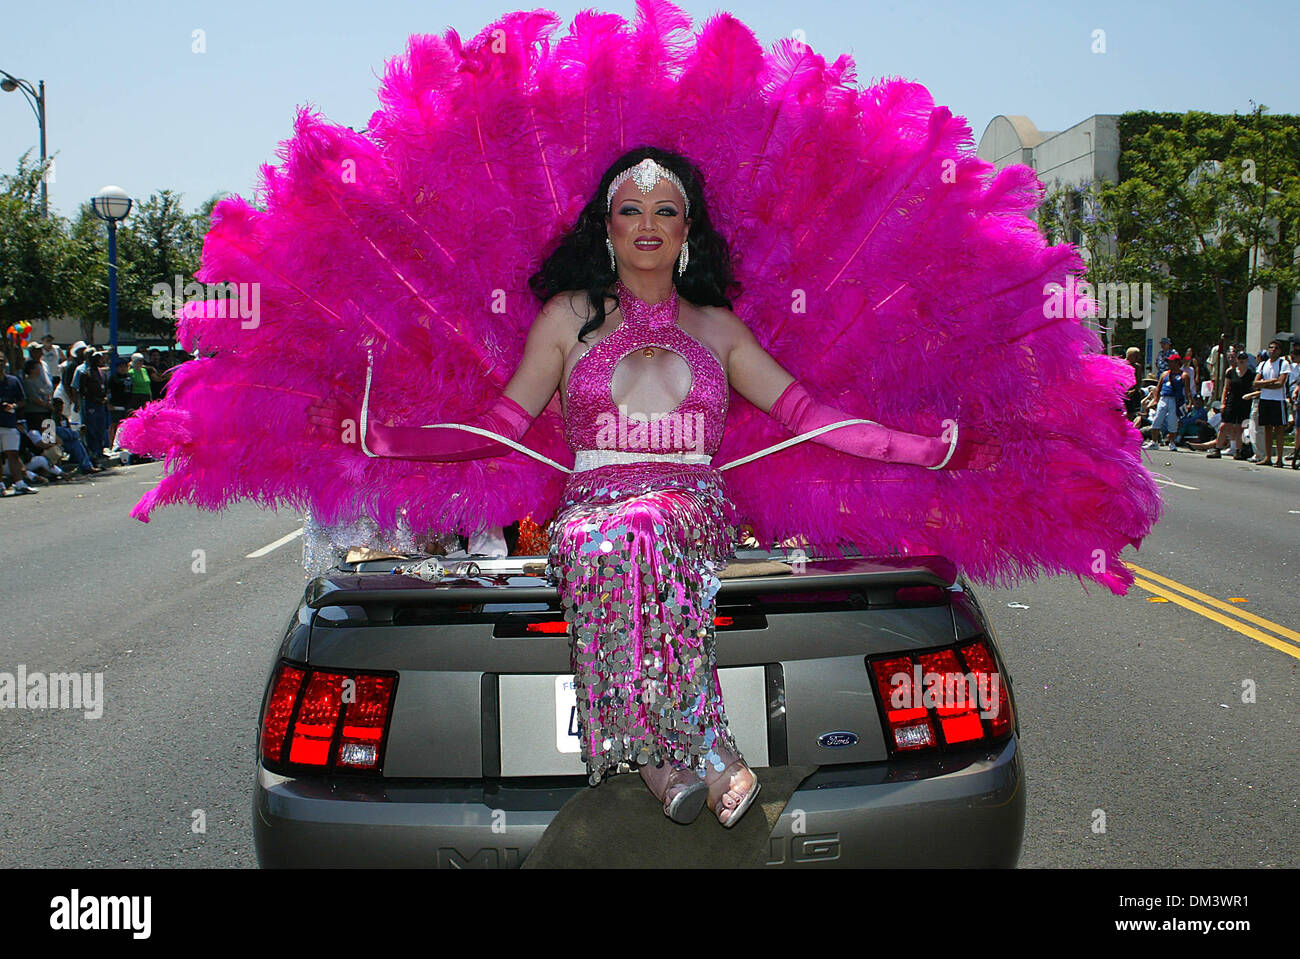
[92,186,134,429]
[0,69,48,217]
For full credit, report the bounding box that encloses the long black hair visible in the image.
[528,146,737,342]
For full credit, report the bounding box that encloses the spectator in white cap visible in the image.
[39,334,64,384]
[55,341,87,427]
[72,349,109,465]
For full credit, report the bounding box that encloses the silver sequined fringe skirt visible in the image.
[545,460,744,786]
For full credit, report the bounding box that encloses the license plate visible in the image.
[498,668,769,776]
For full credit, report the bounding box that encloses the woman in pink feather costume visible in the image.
[117,1,1162,826]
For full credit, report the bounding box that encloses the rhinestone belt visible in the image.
[572,448,714,472]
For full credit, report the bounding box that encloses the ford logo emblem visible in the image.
[817,731,858,748]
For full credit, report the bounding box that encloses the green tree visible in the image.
[0,152,73,334]
[1111,107,1300,341]
[117,190,204,337]
[1,154,219,349]
[61,190,207,342]
[1038,178,1167,355]
[64,202,112,343]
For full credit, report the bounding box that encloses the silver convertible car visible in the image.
[253,547,1025,867]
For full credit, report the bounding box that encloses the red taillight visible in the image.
[259,663,397,773]
[337,674,396,769]
[260,664,306,763]
[869,637,1012,753]
[871,656,934,751]
[525,621,570,633]
[917,649,973,715]
[713,616,733,627]
[958,639,1013,738]
[288,671,348,766]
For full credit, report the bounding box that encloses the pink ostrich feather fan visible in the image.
[118,0,1161,595]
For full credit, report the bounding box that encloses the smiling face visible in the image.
[605,177,689,279]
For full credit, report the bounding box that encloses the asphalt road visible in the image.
[0,451,1295,868]
[996,448,1298,868]
[0,462,305,867]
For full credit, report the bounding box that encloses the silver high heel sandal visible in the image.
[705,759,761,829]
[643,762,709,824]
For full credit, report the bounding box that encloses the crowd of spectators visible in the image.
[7,328,1297,499]
[0,335,188,496]
[1124,335,1300,468]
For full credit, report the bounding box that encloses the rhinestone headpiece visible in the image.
[606,158,690,217]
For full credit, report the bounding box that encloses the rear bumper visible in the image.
[254,735,1025,868]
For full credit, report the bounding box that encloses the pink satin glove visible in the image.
[767,380,999,470]
[308,393,533,461]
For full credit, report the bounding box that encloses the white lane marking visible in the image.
[1152,478,1199,490]
[246,527,304,558]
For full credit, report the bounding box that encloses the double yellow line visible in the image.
[1124,562,1300,662]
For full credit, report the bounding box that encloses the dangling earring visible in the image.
[677,241,689,276]
[606,238,616,273]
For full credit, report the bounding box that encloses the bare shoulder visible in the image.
[537,290,586,323]
[543,289,612,328]
[532,290,592,343]
[689,301,755,350]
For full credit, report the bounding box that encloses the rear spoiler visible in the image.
[305,554,958,610]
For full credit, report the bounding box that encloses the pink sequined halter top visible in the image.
[563,280,729,457]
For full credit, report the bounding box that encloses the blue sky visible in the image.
[2,0,1297,220]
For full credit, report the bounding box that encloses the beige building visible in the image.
[978,113,1293,369]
